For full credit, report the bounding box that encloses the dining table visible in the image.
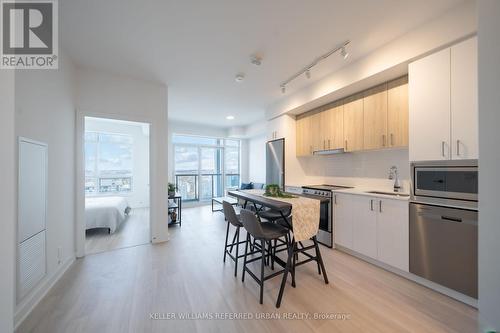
[227,189,329,307]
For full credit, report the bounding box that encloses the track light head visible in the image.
[340,47,349,60]
[305,70,311,79]
[281,85,286,94]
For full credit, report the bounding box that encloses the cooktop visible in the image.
[302,184,353,191]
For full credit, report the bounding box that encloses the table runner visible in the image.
[243,189,320,242]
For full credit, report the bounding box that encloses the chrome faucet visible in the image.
[389,166,401,192]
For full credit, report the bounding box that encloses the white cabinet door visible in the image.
[376,199,409,271]
[352,196,378,258]
[409,48,451,161]
[451,37,478,160]
[334,193,353,249]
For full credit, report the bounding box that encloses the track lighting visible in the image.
[251,55,262,66]
[340,47,349,59]
[279,40,350,93]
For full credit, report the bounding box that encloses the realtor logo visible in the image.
[1,0,58,69]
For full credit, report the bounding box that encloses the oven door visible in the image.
[413,166,478,201]
[316,200,332,247]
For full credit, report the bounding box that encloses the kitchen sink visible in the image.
[366,191,410,197]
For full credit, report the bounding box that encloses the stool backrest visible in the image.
[223,201,240,227]
[240,209,264,238]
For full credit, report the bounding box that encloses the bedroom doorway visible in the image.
[84,117,151,255]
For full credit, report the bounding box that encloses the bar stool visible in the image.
[240,209,290,304]
[222,201,247,277]
[257,209,292,267]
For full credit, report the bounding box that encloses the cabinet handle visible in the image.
[370,199,373,211]
[328,139,330,149]
[456,140,460,156]
[390,133,394,146]
[441,141,446,157]
[382,134,386,147]
[379,200,382,213]
[310,145,312,154]
[323,140,326,150]
[334,194,337,205]
[345,140,348,151]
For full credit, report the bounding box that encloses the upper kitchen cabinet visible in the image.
[325,102,344,150]
[387,77,409,148]
[451,37,478,160]
[409,47,451,161]
[343,93,364,152]
[296,115,312,156]
[409,36,478,161]
[363,83,388,150]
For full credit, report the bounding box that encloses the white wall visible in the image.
[247,134,266,183]
[14,51,77,327]
[76,68,169,250]
[85,118,150,208]
[267,1,476,119]
[478,0,500,331]
[0,71,16,333]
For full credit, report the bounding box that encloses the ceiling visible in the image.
[61,0,464,128]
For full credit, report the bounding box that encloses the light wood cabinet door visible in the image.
[310,112,323,152]
[319,110,331,151]
[376,199,409,271]
[324,103,344,150]
[409,48,451,161]
[343,94,364,152]
[334,193,353,249]
[296,116,313,156]
[451,36,478,160]
[352,196,378,259]
[363,84,388,150]
[387,77,409,148]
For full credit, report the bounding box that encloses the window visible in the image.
[85,132,133,194]
[173,135,240,201]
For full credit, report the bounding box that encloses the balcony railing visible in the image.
[175,173,240,201]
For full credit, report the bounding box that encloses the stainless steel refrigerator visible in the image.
[266,138,285,190]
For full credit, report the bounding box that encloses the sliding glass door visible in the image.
[173,135,240,201]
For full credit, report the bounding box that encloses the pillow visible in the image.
[240,182,253,190]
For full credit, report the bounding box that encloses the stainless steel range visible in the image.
[302,184,353,248]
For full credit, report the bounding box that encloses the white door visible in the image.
[451,37,478,160]
[409,48,451,161]
[352,196,377,258]
[376,199,409,271]
[334,193,353,249]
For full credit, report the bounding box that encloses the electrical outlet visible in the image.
[57,247,62,264]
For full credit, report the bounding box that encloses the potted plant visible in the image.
[168,183,177,197]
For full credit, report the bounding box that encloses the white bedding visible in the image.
[85,196,130,233]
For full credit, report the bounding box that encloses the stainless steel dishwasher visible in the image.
[409,203,478,298]
[410,160,478,299]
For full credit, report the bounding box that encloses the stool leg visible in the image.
[260,239,265,304]
[291,242,296,288]
[276,236,294,308]
[223,221,230,263]
[313,236,329,284]
[271,239,276,270]
[234,227,240,277]
[242,234,250,282]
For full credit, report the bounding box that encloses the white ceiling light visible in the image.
[279,40,350,93]
[226,115,235,120]
[251,55,262,66]
[340,46,349,59]
[235,73,245,82]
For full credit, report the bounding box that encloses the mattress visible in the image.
[85,196,130,233]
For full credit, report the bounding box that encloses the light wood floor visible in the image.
[18,205,477,333]
[85,207,150,255]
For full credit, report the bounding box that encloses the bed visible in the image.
[85,196,131,233]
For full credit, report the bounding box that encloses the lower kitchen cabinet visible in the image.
[334,192,409,272]
[376,198,409,271]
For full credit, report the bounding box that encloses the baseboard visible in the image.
[335,245,478,308]
[14,256,75,330]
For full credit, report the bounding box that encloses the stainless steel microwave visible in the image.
[411,160,478,210]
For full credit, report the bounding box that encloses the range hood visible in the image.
[313,148,346,155]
